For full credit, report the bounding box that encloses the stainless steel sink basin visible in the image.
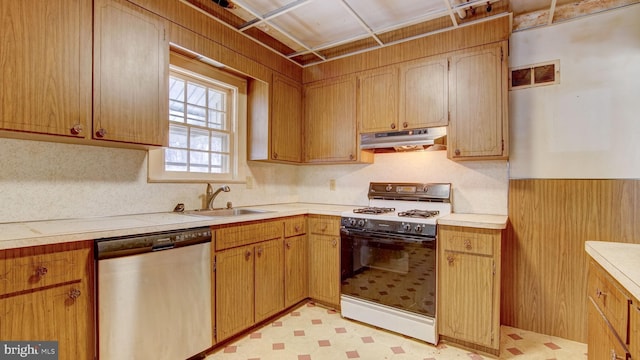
[186,208,273,217]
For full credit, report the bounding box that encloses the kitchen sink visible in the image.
[186,208,273,217]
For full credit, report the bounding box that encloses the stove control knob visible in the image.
[357,219,365,227]
[385,184,393,192]
[403,223,411,231]
[349,219,357,226]
[414,225,423,233]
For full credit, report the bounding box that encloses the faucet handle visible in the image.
[226,201,233,209]
[206,183,214,195]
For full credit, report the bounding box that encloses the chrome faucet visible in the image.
[206,184,231,210]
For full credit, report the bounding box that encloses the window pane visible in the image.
[186,104,207,127]
[169,100,185,123]
[208,110,225,130]
[169,77,185,101]
[208,89,225,111]
[210,153,229,174]
[211,133,229,152]
[187,83,207,106]
[190,128,210,151]
[190,151,209,173]
[165,148,187,171]
[168,124,188,149]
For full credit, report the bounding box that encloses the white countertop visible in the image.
[0,203,507,250]
[438,213,508,229]
[586,241,640,301]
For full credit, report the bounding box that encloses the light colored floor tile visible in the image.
[206,302,588,360]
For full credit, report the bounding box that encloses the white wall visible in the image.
[509,4,640,179]
[298,151,509,215]
[0,138,298,223]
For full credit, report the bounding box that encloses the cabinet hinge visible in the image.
[163,29,166,41]
[500,47,504,62]
[214,327,217,339]
[448,111,450,124]
[447,59,450,71]
[492,261,496,275]
[501,139,504,151]
[213,256,217,273]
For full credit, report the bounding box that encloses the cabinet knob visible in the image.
[95,128,107,138]
[610,349,624,360]
[256,247,263,256]
[455,149,461,156]
[332,239,338,247]
[402,122,408,128]
[294,225,301,232]
[595,288,607,299]
[70,124,83,135]
[273,152,278,159]
[68,288,81,300]
[349,154,354,160]
[390,123,396,130]
[36,266,48,277]
[447,255,455,265]
[286,241,291,249]
[464,239,472,250]
[245,250,252,259]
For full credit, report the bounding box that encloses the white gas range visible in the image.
[339,182,452,345]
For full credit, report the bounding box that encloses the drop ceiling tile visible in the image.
[268,0,369,49]
[234,0,302,17]
[345,0,448,32]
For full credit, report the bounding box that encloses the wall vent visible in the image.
[509,60,560,90]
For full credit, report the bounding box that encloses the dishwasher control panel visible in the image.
[95,227,212,259]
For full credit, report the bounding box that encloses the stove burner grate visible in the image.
[397,209,440,218]
[353,207,396,215]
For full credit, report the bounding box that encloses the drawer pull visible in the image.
[610,349,624,360]
[464,239,472,250]
[596,288,607,299]
[294,225,301,232]
[68,288,81,300]
[447,255,455,265]
[36,266,48,277]
[332,239,337,247]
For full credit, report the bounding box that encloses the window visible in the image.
[148,52,247,183]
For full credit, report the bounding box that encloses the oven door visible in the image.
[340,227,436,317]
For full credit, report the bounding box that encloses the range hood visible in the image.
[360,127,447,152]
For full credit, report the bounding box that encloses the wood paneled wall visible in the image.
[503,179,640,342]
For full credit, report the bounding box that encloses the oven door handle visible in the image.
[340,227,435,244]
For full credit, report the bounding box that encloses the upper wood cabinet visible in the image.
[93,0,169,146]
[357,68,399,133]
[399,57,449,130]
[304,76,373,164]
[448,42,508,160]
[271,74,303,162]
[0,0,92,138]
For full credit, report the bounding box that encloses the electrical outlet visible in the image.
[246,176,254,189]
[329,179,336,191]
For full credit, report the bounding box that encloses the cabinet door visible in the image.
[0,0,91,137]
[448,44,506,159]
[631,304,639,360]
[1,282,92,360]
[357,68,399,133]
[399,57,448,129]
[308,235,340,307]
[304,77,358,163]
[93,0,168,146]
[255,239,285,322]
[285,235,309,308]
[588,299,630,360]
[439,251,495,348]
[271,74,303,162]
[215,245,254,341]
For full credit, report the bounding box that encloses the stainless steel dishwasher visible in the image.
[95,227,212,360]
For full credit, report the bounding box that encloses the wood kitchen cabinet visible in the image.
[632,303,640,360]
[357,67,399,133]
[284,216,308,308]
[304,76,373,164]
[0,241,94,360]
[308,215,341,308]
[399,56,449,130]
[587,260,632,360]
[438,225,502,355]
[448,42,508,160]
[0,0,92,138]
[93,0,169,146]
[213,220,284,341]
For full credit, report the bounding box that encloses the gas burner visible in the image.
[353,207,396,215]
[397,209,440,218]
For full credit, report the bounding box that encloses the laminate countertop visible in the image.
[586,241,640,301]
[0,203,507,250]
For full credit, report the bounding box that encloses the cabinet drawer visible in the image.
[588,261,630,343]
[0,246,90,296]
[308,216,341,236]
[439,226,497,256]
[284,216,306,237]
[215,220,283,251]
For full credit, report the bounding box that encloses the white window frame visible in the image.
[149,52,248,183]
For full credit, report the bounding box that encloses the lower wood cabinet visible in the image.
[632,304,639,360]
[0,242,94,360]
[254,239,284,323]
[438,225,502,354]
[308,215,341,308]
[284,216,308,308]
[588,298,629,360]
